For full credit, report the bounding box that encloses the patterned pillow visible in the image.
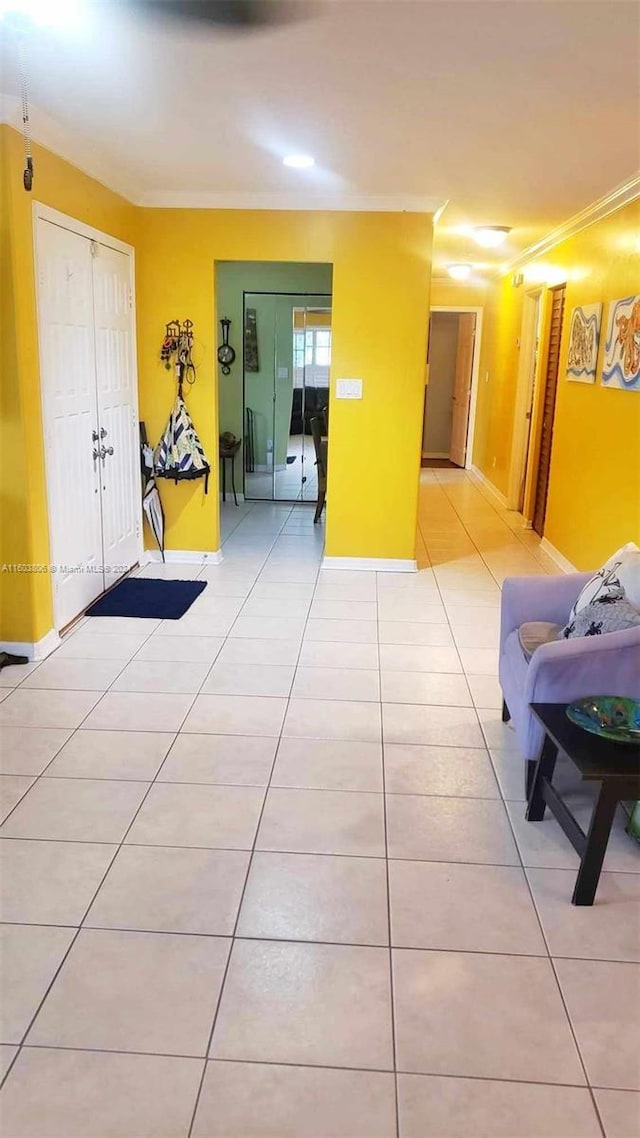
[561,596,640,640]
[569,543,640,621]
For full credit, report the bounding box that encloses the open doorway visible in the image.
[422,308,481,468]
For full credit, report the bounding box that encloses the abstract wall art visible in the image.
[244,307,259,372]
[601,295,640,392]
[566,303,602,383]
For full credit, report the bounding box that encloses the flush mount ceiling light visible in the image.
[283,154,315,169]
[473,225,511,248]
[0,0,82,26]
[447,263,473,281]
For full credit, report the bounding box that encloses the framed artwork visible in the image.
[601,295,640,392]
[244,307,259,372]
[566,303,602,383]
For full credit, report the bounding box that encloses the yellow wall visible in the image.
[430,281,491,310]
[472,200,640,568]
[1,126,137,642]
[137,208,433,561]
[2,124,432,642]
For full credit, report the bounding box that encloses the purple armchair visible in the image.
[499,573,640,793]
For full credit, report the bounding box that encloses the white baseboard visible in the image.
[469,464,509,508]
[0,628,61,663]
[142,549,223,566]
[322,556,418,573]
[539,538,577,575]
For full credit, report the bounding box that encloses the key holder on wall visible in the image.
[160,318,196,397]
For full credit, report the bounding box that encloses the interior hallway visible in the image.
[0,472,637,1137]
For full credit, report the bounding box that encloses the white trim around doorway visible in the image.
[429,306,483,470]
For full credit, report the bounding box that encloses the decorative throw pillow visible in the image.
[569,543,640,621]
[561,596,640,640]
[518,621,562,661]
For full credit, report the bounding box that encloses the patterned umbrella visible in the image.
[142,476,165,561]
[154,394,211,492]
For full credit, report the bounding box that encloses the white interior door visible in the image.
[92,242,141,589]
[36,219,105,629]
[449,313,476,467]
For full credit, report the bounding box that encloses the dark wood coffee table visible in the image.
[527,703,640,905]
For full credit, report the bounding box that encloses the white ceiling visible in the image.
[1,0,639,274]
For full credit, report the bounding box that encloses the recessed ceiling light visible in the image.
[283,154,315,169]
[447,263,473,281]
[473,225,511,248]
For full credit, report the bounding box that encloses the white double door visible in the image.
[36,214,141,630]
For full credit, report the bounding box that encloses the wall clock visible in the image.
[217,317,236,375]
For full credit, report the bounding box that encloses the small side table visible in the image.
[219,439,241,506]
[528,703,640,905]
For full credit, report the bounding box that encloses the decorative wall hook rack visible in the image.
[160,319,196,396]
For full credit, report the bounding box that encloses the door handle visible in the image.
[99,445,114,463]
[100,427,107,439]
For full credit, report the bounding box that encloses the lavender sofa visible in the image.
[499,572,640,793]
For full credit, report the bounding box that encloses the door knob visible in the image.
[100,427,107,439]
[99,445,114,462]
[92,429,99,442]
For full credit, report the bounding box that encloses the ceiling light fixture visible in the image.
[447,263,473,281]
[473,225,511,248]
[283,154,315,169]
[0,0,82,27]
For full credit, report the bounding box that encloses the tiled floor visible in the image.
[244,433,319,502]
[0,469,638,1138]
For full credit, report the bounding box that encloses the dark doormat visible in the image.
[86,577,207,620]
[286,455,297,464]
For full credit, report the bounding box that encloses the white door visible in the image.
[36,215,141,630]
[92,242,141,589]
[449,313,476,467]
[36,220,105,629]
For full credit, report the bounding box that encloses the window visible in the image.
[293,327,332,387]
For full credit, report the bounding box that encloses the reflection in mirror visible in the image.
[243,292,331,504]
[290,306,331,504]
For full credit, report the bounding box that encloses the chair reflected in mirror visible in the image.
[309,415,327,523]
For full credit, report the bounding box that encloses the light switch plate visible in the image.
[336,378,363,400]
[277,367,289,380]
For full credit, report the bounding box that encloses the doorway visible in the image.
[423,309,480,468]
[34,206,142,632]
[243,292,332,502]
[532,284,566,536]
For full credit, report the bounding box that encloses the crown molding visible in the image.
[1,95,141,204]
[0,99,441,213]
[503,172,640,273]
[136,189,443,212]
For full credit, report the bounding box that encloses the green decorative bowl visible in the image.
[566,696,640,744]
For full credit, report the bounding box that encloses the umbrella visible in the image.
[154,393,210,492]
[142,476,165,561]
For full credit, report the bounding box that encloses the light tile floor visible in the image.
[0,469,638,1138]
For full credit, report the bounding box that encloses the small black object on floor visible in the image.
[86,578,206,621]
[286,455,297,465]
[0,651,29,671]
